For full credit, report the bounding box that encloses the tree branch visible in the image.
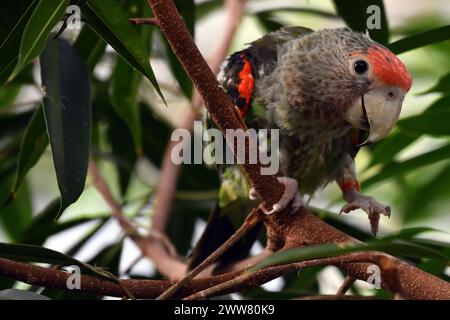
[88,158,187,280]
[151,0,248,234]
[130,17,158,25]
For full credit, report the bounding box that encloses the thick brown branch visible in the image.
[183,253,385,300]
[147,0,284,211]
[151,0,248,233]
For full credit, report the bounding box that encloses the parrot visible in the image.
[187,26,412,269]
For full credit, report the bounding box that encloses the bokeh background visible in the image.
[1,0,449,298]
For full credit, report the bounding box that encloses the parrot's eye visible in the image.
[354,60,369,74]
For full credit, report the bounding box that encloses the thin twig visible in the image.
[157,208,261,299]
[130,17,158,25]
[336,275,355,296]
[183,253,382,300]
[88,158,186,280]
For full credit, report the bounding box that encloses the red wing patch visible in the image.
[222,51,255,118]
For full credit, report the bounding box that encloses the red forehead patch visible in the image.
[367,45,412,92]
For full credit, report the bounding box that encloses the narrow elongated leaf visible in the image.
[0,242,116,281]
[40,38,92,218]
[333,0,389,44]
[66,219,107,257]
[196,0,222,20]
[256,12,285,32]
[175,0,195,37]
[419,72,450,95]
[0,174,32,241]
[9,106,49,199]
[0,85,21,109]
[73,25,107,72]
[0,0,38,83]
[380,227,443,241]
[21,199,107,246]
[399,111,450,136]
[8,0,69,82]
[161,0,195,98]
[252,240,447,271]
[368,131,419,167]
[389,25,450,54]
[7,28,107,202]
[405,163,450,223]
[363,144,450,188]
[110,58,142,154]
[83,0,164,102]
[42,240,123,300]
[254,7,338,19]
[160,35,193,98]
[0,242,82,266]
[107,111,137,196]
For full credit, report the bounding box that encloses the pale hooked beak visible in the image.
[344,87,406,146]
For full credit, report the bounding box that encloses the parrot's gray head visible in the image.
[280,28,412,145]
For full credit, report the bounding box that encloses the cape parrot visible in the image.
[188,27,412,269]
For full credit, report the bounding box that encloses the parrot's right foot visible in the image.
[249,177,302,215]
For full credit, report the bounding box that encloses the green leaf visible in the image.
[175,0,195,37]
[83,0,164,102]
[0,0,38,83]
[0,174,32,241]
[196,0,222,20]
[379,227,443,241]
[419,72,450,95]
[9,105,49,200]
[73,25,107,72]
[363,144,450,189]
[107,111,137,196]
[404,163,450,223]
[252,239,447,271]
[368,130,419,167]
[42,239,122,300]
[333,0,389,44]
[0,242,82,265]
[389,25,450,54]
[254,7,338,19]
[160,0,195,98]
[0,242,118,281]
[8,0,69,82]
[256,12,285,32]
[110,58,142,154]
[159,35,193,98]
[0,109,34,139]
[398,111,450,136]
[66,219,107,257]
[40,38,92,218]
[140,104,219,190]
[23,214,106,246]
[0,85,21,109]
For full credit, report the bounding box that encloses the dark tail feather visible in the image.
[187,201,262,270]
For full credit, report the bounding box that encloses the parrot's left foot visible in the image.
[249,177,303,215]
[340,194,391,236]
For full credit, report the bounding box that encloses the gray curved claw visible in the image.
[340,194,390,236]
[250,177,302,215]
